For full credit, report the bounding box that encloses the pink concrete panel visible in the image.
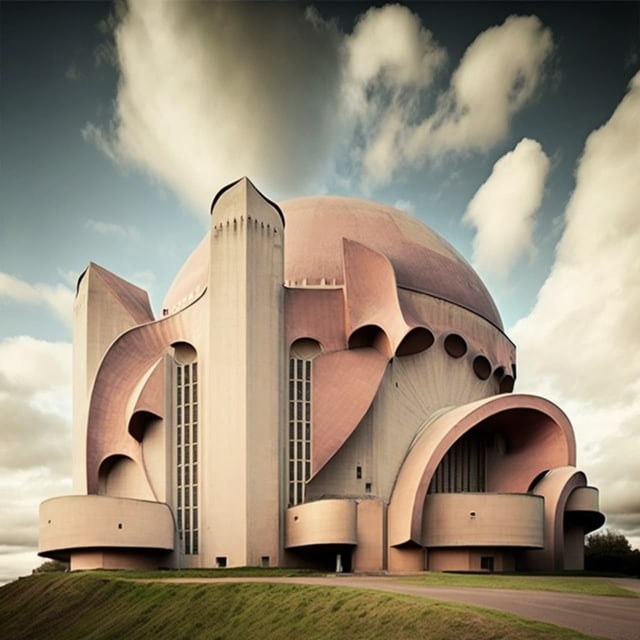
[388,394,576,546]
[285,288,346,353]
[281,196,502,329]
[397,288,514,367]
[128,358,165,441]
[342,238,432,357]
[311,348,388,476]
[82,263,155,325]
[85,291,205,494]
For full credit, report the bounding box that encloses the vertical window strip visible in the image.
[177,360,199,554]
[288,357,312,506]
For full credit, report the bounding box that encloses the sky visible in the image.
[0,0,638,584]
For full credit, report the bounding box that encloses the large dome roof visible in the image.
[281,196,502,329]
[163,195,502,329]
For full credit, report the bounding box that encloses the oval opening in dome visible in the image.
[499,375,515,393]
[444,333,467,358]
[173,342,197,365]
[348,325,392,357]
[473,355,492,380]
[493,366,505,381]
[396,327,434,357]
[290,338,322,359]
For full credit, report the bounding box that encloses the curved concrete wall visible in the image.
[421,493,544,548]
[285,499,357,548]
[566,486,601,512]
[39,495,174,557]
[388,394,576,547]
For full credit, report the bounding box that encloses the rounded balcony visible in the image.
[285,499,357,548]
[39,495,174,559]
[422,493,544,548]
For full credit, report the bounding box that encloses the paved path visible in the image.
[143,576,640,640]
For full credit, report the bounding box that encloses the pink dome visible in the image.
[281,197,502,329]
[163,195,502,329]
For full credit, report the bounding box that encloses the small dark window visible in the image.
[365,482,372,493]
[444,333,467,358]
[117,523,123,529]
[356,466,362,479]
[216,556,227,568]
[261,556,270,568]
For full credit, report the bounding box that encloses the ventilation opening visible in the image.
[216,556,227,568]
[396,327,434,356]
[473,355,492,380]
[499,375,515,393]
[348,325,392,357]
[444,333,467,358]
[261,556,270,568]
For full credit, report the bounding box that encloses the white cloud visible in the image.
[0,336,72,584]
[88,0,344,211]
[85,218,140,240]
[512,72,640,541]
[410,15,553,157]
[346,4,445,92]
[393,199,415,214]
[464,138,550,275]
[0,273,73,328]
[88,4,554,202]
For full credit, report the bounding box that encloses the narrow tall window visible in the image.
[176,359,199,554]
[428,431,488,494]
[289,357,311,506]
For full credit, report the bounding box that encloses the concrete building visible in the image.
[39,178,604,572]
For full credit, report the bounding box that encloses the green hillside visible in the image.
[0,572,601,640]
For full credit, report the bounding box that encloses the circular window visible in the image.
[290,338,322,359]
[473,355,492,380]
[444,334,467,358]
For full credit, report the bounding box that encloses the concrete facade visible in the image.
[39,178,604,572]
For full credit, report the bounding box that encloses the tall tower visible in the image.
[72,264,154,493]
[205,178,285,566]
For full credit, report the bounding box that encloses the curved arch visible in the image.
[98,454,153,500]
[86,292,204,494]
[524,467,590,570]
[388,393,577,546]
[396,326,434,357]
[348,324,393,357]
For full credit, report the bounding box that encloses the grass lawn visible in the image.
[403,572,638,597]
[0,572,608,640]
